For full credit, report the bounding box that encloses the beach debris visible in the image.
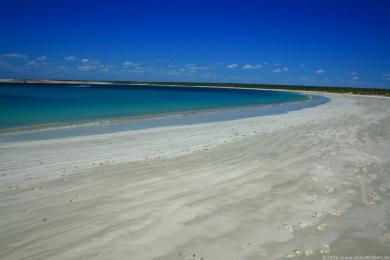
[286,249,304,258]
[317,223,327,231]
[42,217,47,223]
[319,243,330,254]
[328,208,343,216]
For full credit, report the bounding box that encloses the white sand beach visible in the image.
[0,93,390,259]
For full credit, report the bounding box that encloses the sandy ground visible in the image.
[0,93,390,259]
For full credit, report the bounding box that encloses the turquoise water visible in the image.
[0,83,308,130]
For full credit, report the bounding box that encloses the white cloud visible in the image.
[264,61,268,65]
[122,60,141,72]
[36,56,47,61]
[167,69,180,76]
[99,65,112,72]
[316,69,325,74]
[283,67,288,71]
[78,59,101,71]
[26,61,37,66]
[243,64,262,70]
[65,55,77,61]
[122,61,140,67]
[382,72,390,80]
[227,64,238,69]
[181,64,200,73]
[300,64,304,68]
[272,68,282,73]
[1,53,28,60]
[352,72,359,80]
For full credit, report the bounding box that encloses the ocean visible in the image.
[0,83,309,131]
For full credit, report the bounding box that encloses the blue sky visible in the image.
[0,0,389,88]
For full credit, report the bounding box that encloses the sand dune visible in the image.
[1,93,390,259]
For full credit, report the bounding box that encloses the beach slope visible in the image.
[0,93,390,259]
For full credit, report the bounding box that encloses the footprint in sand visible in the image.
[345,189,356,195]
[367,173,378,183]
[286,249,304,258]
[284,224,294,232]
[297,222,307,230]
[325,186,334,193]
[317,223,327,231]
[328,208,343,216]
[369,191,381,201]
[304,247,314,256]
[283,222,307,232]
[319,243,330,254]
[308,212,322,218]
[311,177,319,182]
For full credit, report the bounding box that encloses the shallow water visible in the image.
[0,83,308,130]
[0,93,328,143]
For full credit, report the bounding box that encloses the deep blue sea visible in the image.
[0,83,309,130]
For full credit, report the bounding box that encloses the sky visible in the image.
[0,0,389,88]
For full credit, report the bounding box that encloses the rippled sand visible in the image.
[1,93,389,259]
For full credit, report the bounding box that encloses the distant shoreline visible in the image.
[1,78,390,96]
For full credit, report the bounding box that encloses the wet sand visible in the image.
[0,93,389,259]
